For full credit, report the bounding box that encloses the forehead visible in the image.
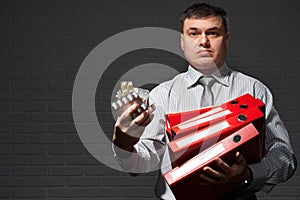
[183,16,224,31]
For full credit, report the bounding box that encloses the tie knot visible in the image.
[198,76,215,87]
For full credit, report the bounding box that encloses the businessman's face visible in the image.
[181,16,230,74]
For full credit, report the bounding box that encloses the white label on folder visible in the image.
[175,121,230,148]
[178,109,232,130]
[171,143,225,180]
[178,107,223,125]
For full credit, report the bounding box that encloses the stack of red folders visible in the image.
[163,93,266,200]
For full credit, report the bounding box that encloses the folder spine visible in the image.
[169,106,265,167]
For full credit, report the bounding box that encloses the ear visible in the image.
[180,34,184,51]
[225,32,230,47]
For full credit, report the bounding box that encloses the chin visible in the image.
[192,58,218,73]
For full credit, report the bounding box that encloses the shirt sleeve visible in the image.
[112,85,169,173]
[247,82,297,192]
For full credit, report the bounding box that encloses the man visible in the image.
[112,3,297,200]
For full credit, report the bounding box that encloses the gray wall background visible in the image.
[1,0,300,199]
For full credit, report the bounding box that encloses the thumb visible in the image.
[235,152,246,165]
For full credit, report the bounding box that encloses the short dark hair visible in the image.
[180,3,229,33]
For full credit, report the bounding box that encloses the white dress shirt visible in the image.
[113,63,296,199]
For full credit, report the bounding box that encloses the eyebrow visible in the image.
[186,26,222,32]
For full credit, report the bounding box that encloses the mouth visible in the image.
[197,49,213,57]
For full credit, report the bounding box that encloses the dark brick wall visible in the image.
[0,0,300,199]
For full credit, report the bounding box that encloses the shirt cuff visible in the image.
[247,162,267,190]
[112,143,140,172]
[112,143,135,158]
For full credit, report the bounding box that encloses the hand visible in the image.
[112,102,155,152]
[198,152,250,185]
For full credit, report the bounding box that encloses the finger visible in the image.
[120,119,147,138]
[133,114,151,128]
[197,175,213,186]
[199,172,220,184]
[148,103,156,114]
[139,113,153,127]
[131,110,150,127]
[139,111,154,127]
[215,158,231,174]
[119,102,141,123]
[202,166,224,181]
[131,103,155,124]
[235,152,246,165]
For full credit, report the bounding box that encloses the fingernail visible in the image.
[151,103,156,109]
[149,104,156,113]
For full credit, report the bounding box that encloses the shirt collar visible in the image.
[187,63,231,88]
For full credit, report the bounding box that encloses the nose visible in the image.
[199,33,210,47]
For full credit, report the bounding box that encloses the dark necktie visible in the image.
[199,76,215,107]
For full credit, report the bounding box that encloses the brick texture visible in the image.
[1,0,300,199]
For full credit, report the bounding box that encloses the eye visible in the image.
[189,32,197,37]
[208,32,217,36]
[207,31,220,37]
